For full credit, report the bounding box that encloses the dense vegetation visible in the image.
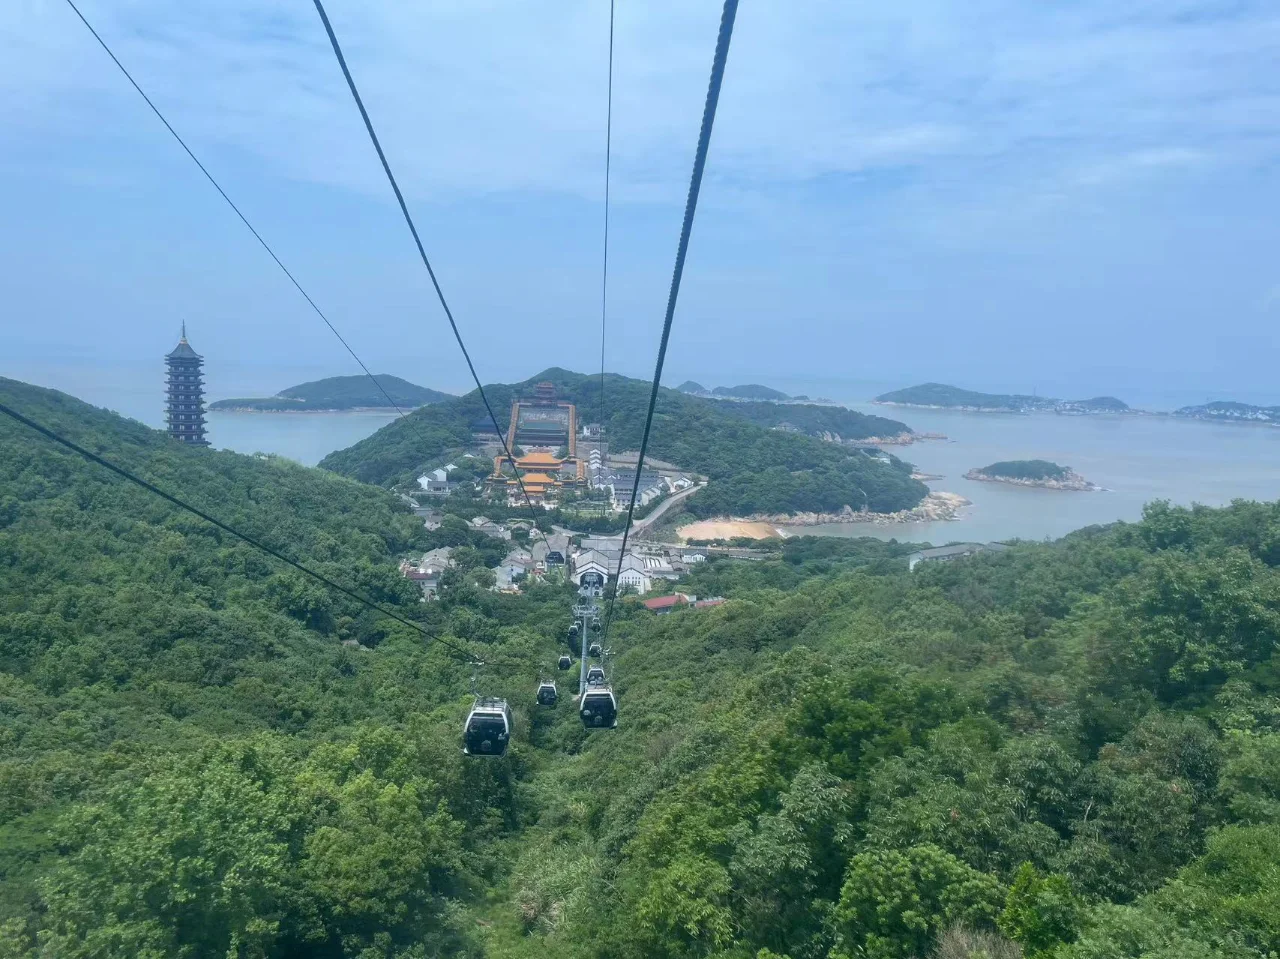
[320,369,926,518]
[7,375,1280,958]
[710,399,911,441]
[975,460,1071,481]
[876,383,1056,411]
[210,374,452,411]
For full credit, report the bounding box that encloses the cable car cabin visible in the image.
[586,665,606,686]
[568,622,580,637]
[463,697,512,757]
[590,617,602,632]
[558,654,572,670]
[536,681,558,706]
[580,686,618,728]
[588,642,603,658]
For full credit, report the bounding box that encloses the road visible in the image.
[632,482,706,531]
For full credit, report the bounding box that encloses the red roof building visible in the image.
[642,593,690,613]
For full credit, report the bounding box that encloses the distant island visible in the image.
[676,381,838,404]
[1174,400,1280,424]
[679,381,791,401]
[875,382,1132,415]
[210,374,453,412]
[965,459,1100,491]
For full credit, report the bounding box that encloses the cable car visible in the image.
[590,617,602,632]
[586,665,606,686]
[558,654,572,670]
[536,681,558,706]
[568,622,580,638]
[588,642,603,658]
[580,686,618,728]
[463,697,512,757]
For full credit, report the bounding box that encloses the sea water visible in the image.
[801,404,1280,544]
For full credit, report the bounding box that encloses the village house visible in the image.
[641,593,691,614]
[468,515,509,539]
[400,546,456,601]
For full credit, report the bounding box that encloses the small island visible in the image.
[210,374,452,412]
[875,383,1137,415]
[964,459,1100,491]
[1174,400,1280,425]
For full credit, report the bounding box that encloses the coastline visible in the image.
[676,492,971,541]
[860,430,948,446]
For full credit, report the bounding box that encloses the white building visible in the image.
[571,549,611,589]
[616,553,652,594]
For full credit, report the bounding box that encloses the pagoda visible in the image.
[164,324,209,446]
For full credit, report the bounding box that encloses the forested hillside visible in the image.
[0,377,542,956]
[4,375,1280,958]
[320,368,925,518]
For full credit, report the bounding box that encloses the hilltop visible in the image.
[1066,395,1129,411]
[209,374,452,411]
[319,368,926,519]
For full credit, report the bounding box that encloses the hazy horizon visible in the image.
[4,1,1279,407]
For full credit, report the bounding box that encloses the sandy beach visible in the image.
[677,519,782,541]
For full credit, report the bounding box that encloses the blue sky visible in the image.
[2,0,1279,404]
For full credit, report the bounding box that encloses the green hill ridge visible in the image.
[320,368,925,518]
[210,373,452,411]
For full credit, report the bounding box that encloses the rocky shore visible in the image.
[860,431,948,446]
[754,491,971,528]
[964,468,1100,491]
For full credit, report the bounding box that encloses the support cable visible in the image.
[597,0,615,519]
[61,0,409,420]
[310,0,555,559]
[601,0,738,645]
[0,402,479,663]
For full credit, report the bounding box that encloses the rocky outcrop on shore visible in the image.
[859,431,948,446]
[741,491,971,528]
[964,468,1100,491]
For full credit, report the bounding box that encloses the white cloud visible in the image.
[2,0,1276,205]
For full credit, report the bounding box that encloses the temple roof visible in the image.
[517,451,565,466]
[519,472,558,485]
[166,324,202,360]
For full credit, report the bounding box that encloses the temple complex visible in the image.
[492,383,586,502]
